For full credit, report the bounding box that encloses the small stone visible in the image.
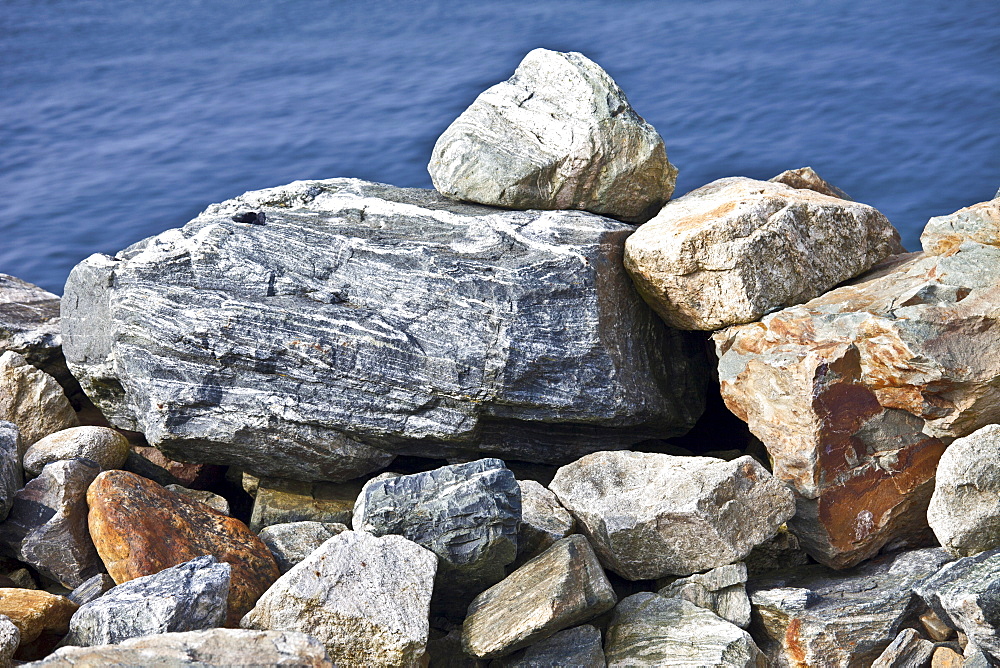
[22,427,129,478]
[919,608,955,642]
[0,589,77,645]
[0,422,22,523]
[165,485,230,516]
[6,568,37,590]
[129,446,224,489]
[250,477,361,532]
[0,351,78,452]
[871,627,934,668]
[604,593,765,667]
[66,574,115,606]
[920,197,1000,255]
[257,521,348,573]
[768,166,853,200]
[514,480,574,566]
[657,562,751,628]
[496,624,605,668]
[549,451,795,579]
[462,534,616,659]
[932,646,963,667]
[241,531,436,668]
[0,614,17,667]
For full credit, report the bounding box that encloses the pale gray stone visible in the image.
[496,625,605,668]
[66,574,115,606]
[429,48,676,223]
[61,178,707,482]
[658,562,751,628]
[870,627,934,668]
[165,485,231,516]
[250,477,361,532]
[769,166,853,200]
[0,273,74,394]
[241,531,436,668]
[604,593,765,667]
[66,555,230,647]
[921,197,1000,255]
[258,521,348,573]
[0,422,22,523]
[0,351,78,453]
[549,452,795,579]
[514,480,573,566]
[0,614,18,668]
[23,427,129,478]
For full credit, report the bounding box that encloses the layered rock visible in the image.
[515,480,574,565]
[66,574,115,606]
[0,422,22,522]
[0,274,73,394]
[871,628,934,668]
[0,352,78,452]
[23,427,129,478]
[658,562,751,628]
[250,477,361,532]
[768,166,853,200]
[496,625,605,668]
[61,178,707,481]
[258,521,348,573]
[429,48,676,223]
[548,451,794,579]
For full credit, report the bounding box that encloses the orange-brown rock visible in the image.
[87,470,279,626]
[0,588,77,644]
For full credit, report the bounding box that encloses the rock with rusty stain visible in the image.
[250,477,361,532]
[749,547,950,667]
[624,176,901,330]
[257,521,348,573]
[871,627,934,668]
[23,427,129,478]
[86,470,279,626]
[657,562,751,628]
[494,624,606,668]
[514,480,574,566]
[931,645,964,667]
[0,589,77,645]
[0,423,22,523]
[549,451,795,579]
[921,197,1000,256]
[0,351,78,453]
[768,166,853,201]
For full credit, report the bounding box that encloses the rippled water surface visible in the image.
[3,0,998,293]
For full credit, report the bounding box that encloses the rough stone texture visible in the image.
[871,627,934,668]
[425,629,486,668]
[714,232,1000,567]
[744,525,810,576]
[0,351,78,452]
[165,485,230,516]
[0,614,17,667]
[462,534,616,659]
[0,459,103,588]
[21,629,333,667]
[62,178,707,482]
[928,424,1000,557]
[86,470,280,626]
[496,624,605,668]
[0,274,74,394]
[769,166,853,200]
[241,530,436,668]
[624,176,901,330]
[353,459,520,614]
[257,521,348,573]
[66,574,115,606]
[658,562,751,628]
[66,555,230,647]
[250,477,361,532]
[130,445,223,489]
[921,197,1000,255]
[604,593,765,667]
[548,451,795,579]
[919,608,954,642]
[514,480,574,566]
[0,589,77,645]
[23,427,129,478]
[931,646,963,667]
[0,423,22,523]
[429,49,675,223]
[750,548,951,667]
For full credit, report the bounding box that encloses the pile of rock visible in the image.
[0,47,997,666]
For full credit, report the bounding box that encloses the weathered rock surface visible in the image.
[250,477,360,532]
[658,562,751,628]
[23,629,333,667]
[514,480,574,566]
[354,458,520,613]
[0,459,103,588]
[241,530,436,668]
[714,227,1000,567]
[0,274,72,393]
[0,423,22,523]
[624,177,901,330]
[22,427,128,478]
[0,614,17,667]
[66,555,230,647]
[871,627,934,668]
[462,534,616,659]
[0,352,78,452]
[0,589,77,645]
[429,48,675,223]
[744,525,810,576]
[549,451,795,579]
[769,166,853,200]
[257,521,347,573]
[61,178,707,481]
[921,197,1000,255]
[932,646,964,667]
[604,593,765,667]
[165,485,230,516]
[496,624,605,668]
[130,445,223,489]
[86,470,280,626]
[750,548,950,667]
[66,574,115,606]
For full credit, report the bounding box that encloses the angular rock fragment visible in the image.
[0,351,78,451]
[932,646,964,667]
[425,629,487,668]
[514,480,574,566]
[241,531,436,668]
[0,459,103,588]
[66,574,115,606]
[921,197,1000,255]
[61,178,707,481]
[744,525,809,576]
[0,274,73,394]
[165,485,230,516]
[624,176,901,330]
[919,608,954,642]
[66,555,230,646]
[604,593,765,667]
[462,534,615,659]
[0,614,17,667]
[250,477,360,532]
[871,627,934,668]
[0,589,77,645]
[658,562,751,628]
[769,166,853,200]
[430,48,676,223]
[549,451,794,579]
[0,422,22,522]
[87,470,279,626]
[257,521,347,573]
[23,427,129,478]
[496,624,605,668]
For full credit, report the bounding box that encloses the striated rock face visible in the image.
[250,478,360,532]
[871,628,935,668]
[429,48,676,223]
[61,178,707,481]
[497,624,605,668]
[23,427,129,478]
[0,422,22,522]
[258,521,348,573]
[0,352,78,453]
[66,574,115,606]
[0,589,77,646]
[0,274,71,393]
[658,562,751,628]
[768,166,853,200]
[921,198,1000,255]
[549,451,795,579]
[515,480,574,565]
[624,177,901,330]
[241,531,436,668]
[86,470,279,626]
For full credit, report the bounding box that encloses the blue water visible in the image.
[3,1,998,295]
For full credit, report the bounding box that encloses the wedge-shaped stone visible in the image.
[23,427,129,478]
[165,485,230,515]
[549,451,794,579]
[496,624,605,668]
[769,166,853,200]
[921,197,1000,255]
[515,480,574,566]
[462,534,615,659]
[0,274,73,395]
[0,351,77,452]
[871,628,934,668]
[250,477,361,532]
[258,521,347,573]
[0,422,22,522]
[658,562,751,628]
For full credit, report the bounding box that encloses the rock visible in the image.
[919,608,955,642]
[86,470,280,626]
[768,166,853,200]
[165,485,231,516]
[0,589,76,645]
[241,530,436,668]
[0,459,103,588]
[514,480,574,566]
[548,451,795,579]
[495,624,605,668]
[603,593,765,667]
[932,646,963,667]
[0,352,78,452]
[871,627,934,668]
[744,525,810,576]
[353,458,520,614]
[750,548,951,667]
[66,574,115,606]
[714,232,1000,567]
[0,423,22,523]
[22,629,333,667]
[462,534,616,659]
[624,176,901,330]
[257,521,348,573]
[0,274,74,395]
[61,178,707,482]
[429,49,675,224]
[250,477,361,532]
[0,614,17,667]
[122,449,182,487]
[920,197,1000,255]
[66,555,230,646]
[657,562,751,628]
[928,424,1000,556]
[130,445,223,489]
[425,629,486,668]
[22,427,129,478]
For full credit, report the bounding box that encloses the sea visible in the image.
[3,0,998,295]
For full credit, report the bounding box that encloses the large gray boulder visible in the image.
[61,178,707,482]
[429,48,676,223]
[0,422,22,522]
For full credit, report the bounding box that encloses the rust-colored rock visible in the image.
[87,470,279,626]
[0,588,77,645]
